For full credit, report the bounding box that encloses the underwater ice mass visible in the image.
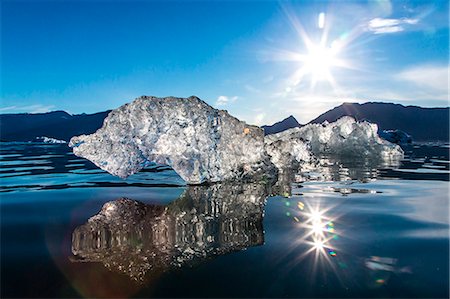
[69,96,403,184]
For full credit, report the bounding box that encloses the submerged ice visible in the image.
[70,96,403,184]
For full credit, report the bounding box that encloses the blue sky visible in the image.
[1,0,448,124]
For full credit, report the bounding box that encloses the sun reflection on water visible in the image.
[282,197,343,275]
[280,190,415,289]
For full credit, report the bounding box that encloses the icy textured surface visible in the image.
[70,97,403,184]
[71,182,267,281]
[267,116,403,160]
[265,131,314,171]
[69,96,274,184]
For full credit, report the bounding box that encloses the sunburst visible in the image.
[278,7,356,91]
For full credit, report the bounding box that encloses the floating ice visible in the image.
[264,132,314,171]
[379,129,412,144]
[70,96,403,184]
[35,136,66,144]
[69,96,275,184]
[267,116,403,161]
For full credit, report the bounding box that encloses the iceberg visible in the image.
[70,96,403,184]
[69,96,275,184]
[267,116,404,161]
[264,132,315,171]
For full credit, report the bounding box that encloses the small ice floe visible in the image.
[35,136,67,144]
[379,129,412,144]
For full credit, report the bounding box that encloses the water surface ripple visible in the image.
[1,142,448,298]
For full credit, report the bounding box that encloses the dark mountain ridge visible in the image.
[0,110,110,142]
[262,115,301,135]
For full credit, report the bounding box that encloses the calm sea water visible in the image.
[1,142,449,298]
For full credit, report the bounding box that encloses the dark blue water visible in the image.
[1,142,449,298]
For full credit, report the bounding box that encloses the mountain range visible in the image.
[261,115,300,135]
[1,102,448,142]
[0,110,110,142]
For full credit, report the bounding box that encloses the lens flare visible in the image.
[318,12,325,29]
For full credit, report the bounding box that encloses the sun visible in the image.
[277,8,354,92]
[302,44,339,83]
[293,37,345,90]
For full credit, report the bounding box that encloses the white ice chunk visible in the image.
[35,136,67,144]
[267,116,403,160]
[69,96,275,184]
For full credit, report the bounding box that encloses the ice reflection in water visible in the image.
[64,146,447,295]
[70,157,412,283]
[1,143,448,298]
[298,156,400,182]
[71,182,269,282]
